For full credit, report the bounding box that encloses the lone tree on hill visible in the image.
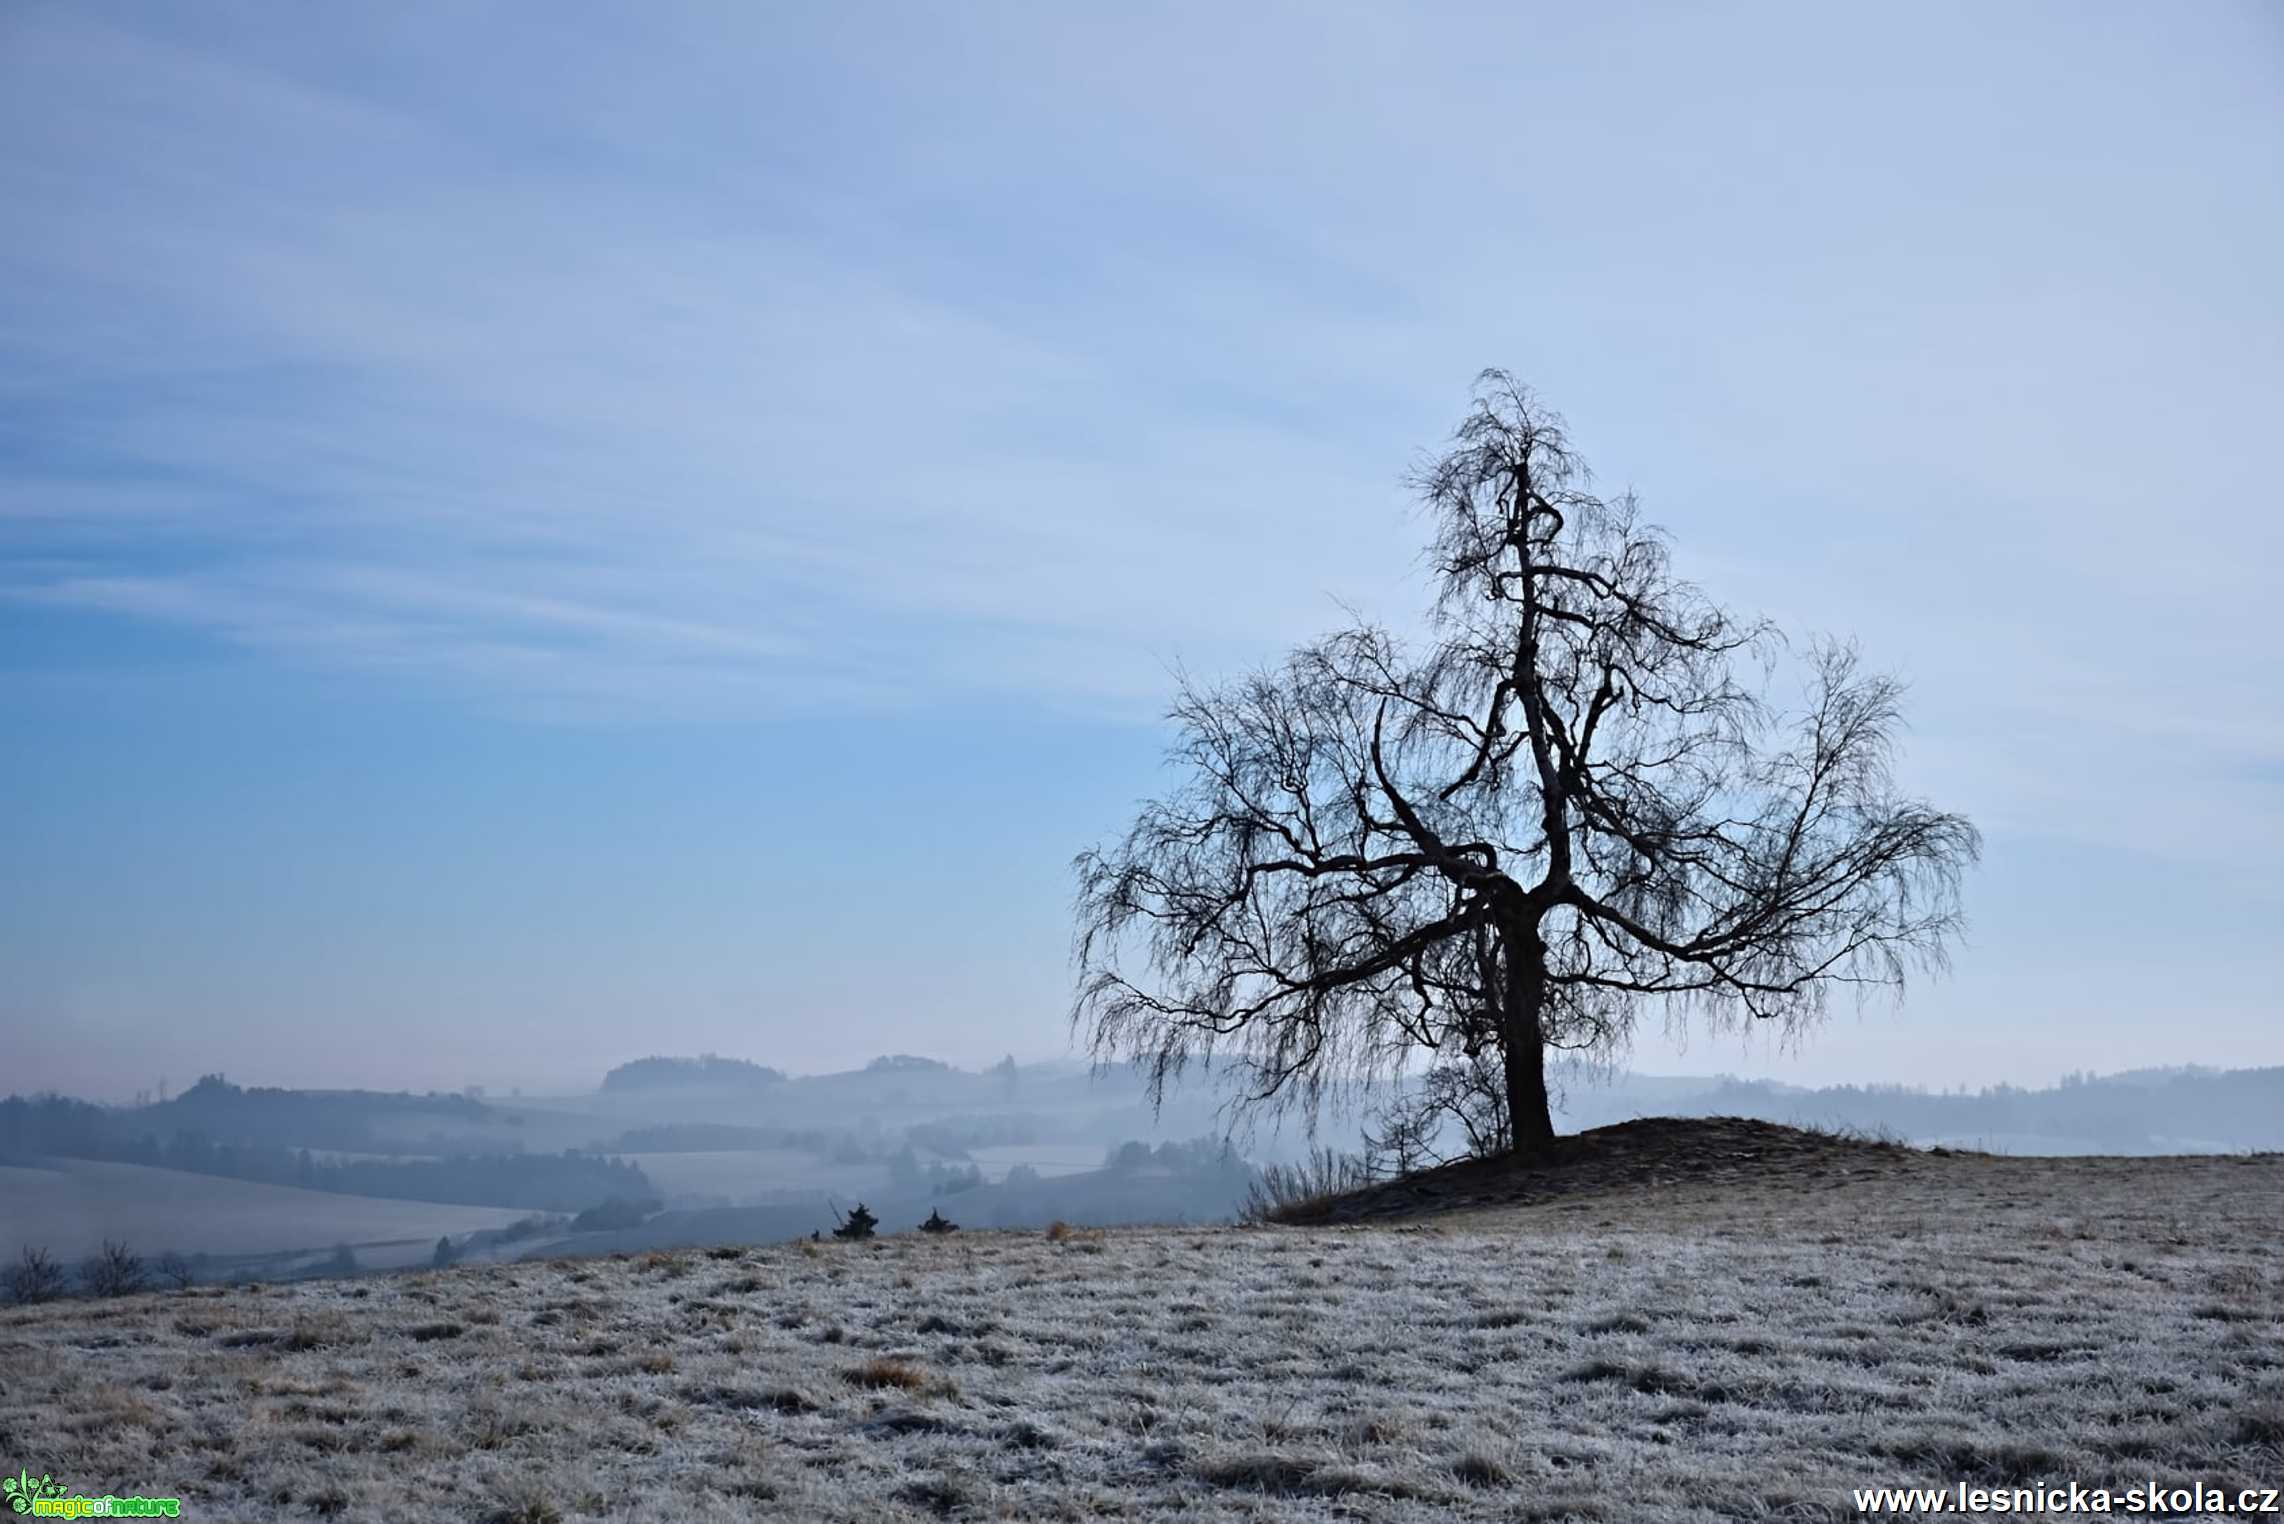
[1074,372,1979,1156]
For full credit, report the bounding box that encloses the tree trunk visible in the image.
[1501,923,1559,1154]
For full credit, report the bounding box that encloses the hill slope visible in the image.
[4,1131,2279,1521]
[0,1156,533,1264]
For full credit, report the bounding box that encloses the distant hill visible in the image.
[0,1085,653,1214]
[136,1074,501,1152]
[1551,1062,2284,1154]
[864,1054,954,1074]
[599,1055,788,1093]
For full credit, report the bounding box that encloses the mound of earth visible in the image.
[1275,1115,1938,1224]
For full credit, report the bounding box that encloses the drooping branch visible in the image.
[1074,370,1977,1150]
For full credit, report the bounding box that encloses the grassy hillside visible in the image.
[3,1131,2278,1521]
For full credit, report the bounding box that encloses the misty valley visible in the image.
[7,1057,2279,1290]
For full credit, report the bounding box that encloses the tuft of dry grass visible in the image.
[486,1479,563,1524]
[1452,1450,1511,1487]
[845,1356,928,1391]
[2237,1402,2284,1445]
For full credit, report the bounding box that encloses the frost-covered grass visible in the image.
[3,1146,2279,1521]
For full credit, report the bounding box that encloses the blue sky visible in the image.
[4,2,2280,1099]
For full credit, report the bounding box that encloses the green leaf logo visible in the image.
[4,1470,61,1513]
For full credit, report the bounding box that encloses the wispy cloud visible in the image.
[3,2,2279,843]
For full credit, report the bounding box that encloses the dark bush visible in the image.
[6,1245,67,1303]
[80,1239,146,1298]
[1239,1148,1374,1225]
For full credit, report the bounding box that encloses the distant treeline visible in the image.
[1561,1066,2284,1151]
[132,1074,504,1152]
[600,1055,786,1092]
[598,1052,972,1093]
[0,1094,653,1211]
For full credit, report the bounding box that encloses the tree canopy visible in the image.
[1074,372,1979,1154]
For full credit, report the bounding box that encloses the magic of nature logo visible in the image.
[5,1468,182,1518]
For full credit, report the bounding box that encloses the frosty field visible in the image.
[3,1132,2278,1522]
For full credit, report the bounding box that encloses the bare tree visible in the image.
[1075,372,1978,1155]
[80,1239,146,1298]
[155,1251,197,1291]
[6,1246,67,1304]
[1371,1052,1516,1166]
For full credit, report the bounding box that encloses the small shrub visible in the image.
[154,1252,197,1291]
[80,1240,146,1298]
[919,1208,959,1234]
[832,1203,878,1241]
[1240,1148,1374,1224]
[6,1245,68,1304]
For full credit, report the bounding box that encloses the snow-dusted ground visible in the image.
[4,1146,2278,1521]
